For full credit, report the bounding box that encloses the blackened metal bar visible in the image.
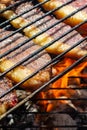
[30,55,87,97]
[0,0,50,27]
[0,0,86,124]
[1,24,11,30]
[0,0,28,14]
[0,54,86,99]
[0,125,85,128]
[49,87,87,90]
[0,16,87,60]
[0,56,86,120]
[1,110,87,120]
[0,0,86,42]
[68,74,87,79]
[0,19,87,78]
[0,0,74,27]
[20,111,87,114]
[34,98,87,101]
[0,0,86,105]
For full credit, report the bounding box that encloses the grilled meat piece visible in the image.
[0,28,51,90]
[0,0,14,5]
[0,0,11,4]
[38,0,87,36]
[0,77,17,115]
[1,1,87,58]
[15,1,87,52]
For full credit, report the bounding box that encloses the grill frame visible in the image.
[0,0,87,129]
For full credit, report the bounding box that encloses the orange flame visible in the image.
[38,58,87,112]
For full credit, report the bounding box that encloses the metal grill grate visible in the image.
[0,0,87,129]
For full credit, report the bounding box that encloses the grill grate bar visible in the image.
[0,24,11,30]
[0,55,86,120]
[0,125,86,128]
[0,0,74,27]
[0,54,86,99]
[0,0,28,14]
[49,87,87,90]
[0,17,87,61]
[0,19,87,78]
[3,111,86,114]
[0,28,87,100]
[0,0,50,27]
[1,110,87,115]
[34,98,87,101]
[30,55,87,97]
[0,0,87,42]
[0,0,87,125]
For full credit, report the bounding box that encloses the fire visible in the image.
[38,58,87,112]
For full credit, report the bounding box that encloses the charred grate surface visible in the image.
[0,0,87,130]
[0,104,87,130]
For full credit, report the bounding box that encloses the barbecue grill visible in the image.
[0,0,87,129]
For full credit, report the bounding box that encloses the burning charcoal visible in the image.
[52,114,77,130]
[35,102,79,130]
[75,113,87,130]
[70,89,87,112]
[0,101,39,130]
[39,113,77,130]
[7,114,14,125]
[0,0,87,130]
[25,101,38,113]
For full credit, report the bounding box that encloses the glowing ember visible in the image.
[38,58,87,112]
